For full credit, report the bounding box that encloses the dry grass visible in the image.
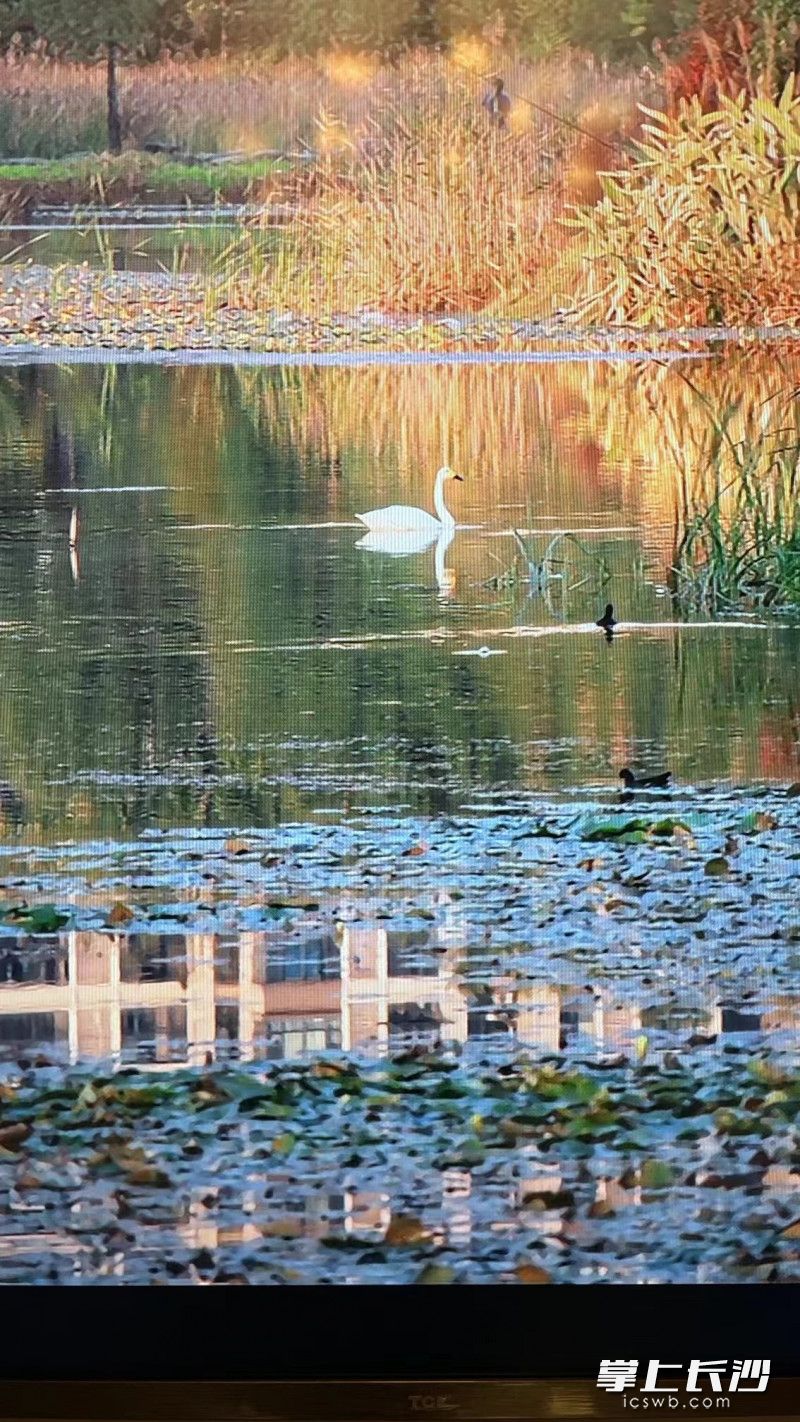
[0,53,331,156]
[0,46,646,159]
[243,91,561,314]
[213,50,647,316]
[14,41,800,335]
[0,45,651,318]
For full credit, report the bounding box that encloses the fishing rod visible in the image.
[449,50,629,153]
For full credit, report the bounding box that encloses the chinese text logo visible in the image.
[597,1360,770,1409]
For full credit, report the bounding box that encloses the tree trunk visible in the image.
[412,0,438,46]
[106,42,123,155]
[220,0,228,60]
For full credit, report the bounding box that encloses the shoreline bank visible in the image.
[1,266,800,360]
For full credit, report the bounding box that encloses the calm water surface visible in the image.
[0,353,797,1067]
[0,214,274,273]
[1,353,799,1283]
[0,356,797,839]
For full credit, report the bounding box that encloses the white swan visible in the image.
[356,527,438,557]
[355,467,463,537]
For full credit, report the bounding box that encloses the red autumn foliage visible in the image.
[656,0,757,114]
[653,0,800,115]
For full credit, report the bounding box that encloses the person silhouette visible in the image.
[482,76,512,129]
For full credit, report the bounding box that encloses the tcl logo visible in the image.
[408,1396,458,1412]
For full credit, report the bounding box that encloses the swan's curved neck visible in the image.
[434,470,455,527]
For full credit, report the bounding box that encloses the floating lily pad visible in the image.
[3,904,70,934]
[739,811,779,834]
[640,1159,679,1189]
[514,1262,553,1283]
[384,1214,433,1246]
[106,901,135,927]
[225,838,253,856]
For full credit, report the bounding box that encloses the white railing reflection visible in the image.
[0,922,795,1067]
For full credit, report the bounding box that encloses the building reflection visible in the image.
[0,916,796,1068]
[0,913,798,1282]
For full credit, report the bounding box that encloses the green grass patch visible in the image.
[0,152,288,190]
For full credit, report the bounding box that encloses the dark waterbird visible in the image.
[619,767,672,790]
[596,603,617,640]
[482,76,512,129]
[596,603,617,631]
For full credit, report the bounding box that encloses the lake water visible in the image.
[0,209,277,273]
[1,351,799,1282]
[1,355,799,840]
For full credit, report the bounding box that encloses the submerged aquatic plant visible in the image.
[485,529,610,605]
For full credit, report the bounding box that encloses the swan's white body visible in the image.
[355,467,461,537]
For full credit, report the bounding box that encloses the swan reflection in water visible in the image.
[355,523,457,600]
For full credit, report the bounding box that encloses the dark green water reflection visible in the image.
[0,358,798,841]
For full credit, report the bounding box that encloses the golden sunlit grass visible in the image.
[246,101,561,314]
[0,51,404,156]
[202,48,652,318]
[217,51,604,317]
[19,40,800,338]
[562,97,642,203]
[0,45,654,322]
[449,36,495,76]
[0,45,644,158]
[321,51,380,88]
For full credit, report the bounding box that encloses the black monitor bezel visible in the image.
[1,1284,796,1383]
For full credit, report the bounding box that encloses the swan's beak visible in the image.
[452,474,464,482]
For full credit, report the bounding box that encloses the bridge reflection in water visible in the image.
[0,915,796,1068]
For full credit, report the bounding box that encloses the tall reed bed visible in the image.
[671,392,800,612]
[216,50,646,315]
[0,46,644,159]
[532,351,800,605]
[240,93,561,313]
[0,45,649,319]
